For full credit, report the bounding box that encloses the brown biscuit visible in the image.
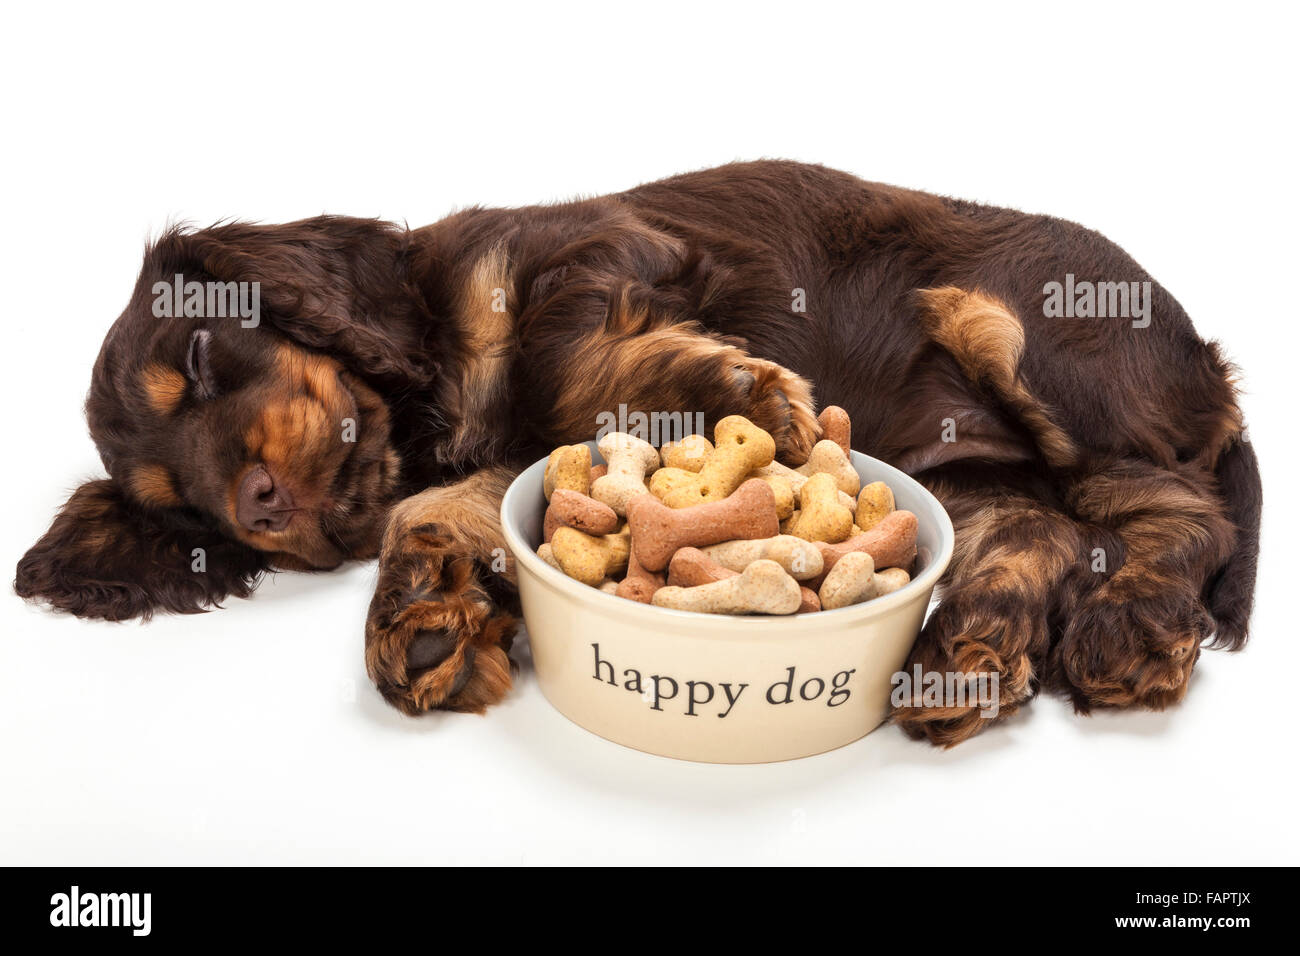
[810,509,918,589]
[615,548,666,604]
[543,489,620,543]
[626,478,779,572]
[817,406,852,456]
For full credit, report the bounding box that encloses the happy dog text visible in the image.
[592,643,855,717]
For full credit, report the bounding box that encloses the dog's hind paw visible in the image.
[1047,589,1210,713]
[891,586,1045,746]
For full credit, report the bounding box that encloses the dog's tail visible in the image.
[915,286,1079,470]
[1204,435,1262,649]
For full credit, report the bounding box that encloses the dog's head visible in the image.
[16,217,435,620]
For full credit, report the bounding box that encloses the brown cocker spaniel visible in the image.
[15,161,1261,745]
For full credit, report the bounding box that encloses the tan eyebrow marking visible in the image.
[140,364,187,415]
[275,343,343,406]
[130,465,183,508]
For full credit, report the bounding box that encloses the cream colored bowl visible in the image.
[501,441,954,763]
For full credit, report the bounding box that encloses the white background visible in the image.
[2,2,1296,865]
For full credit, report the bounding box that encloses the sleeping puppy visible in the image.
[15,161,1261,745]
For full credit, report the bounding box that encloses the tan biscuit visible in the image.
[873,566,911,596]
[649,466,697,502]
[795,439,861,497]
[855,481,895,532]
[665,547,818,613]
[536,542,562,570]
[591,432,660,517]
[819,554,912,610]
[543,445,593,500]
[700,534,824,581]
[786,473,854,543]
[819,551,877,609]
[659,434,713,472]
[651,559,801,615]
[754,458,806,496]
[760,475,795,520]
[656,416,775,507]
[751,460,853,510]
[552,524,631,587]
[654,463,794,515]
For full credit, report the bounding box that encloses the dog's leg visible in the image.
[536,318,821,463]
[1047,459,1237,711]
[364,467,520,715]
[893,485,1085,746]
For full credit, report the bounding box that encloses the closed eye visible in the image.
[186,329,217,398]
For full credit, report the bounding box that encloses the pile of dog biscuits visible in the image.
[535,407,918,615]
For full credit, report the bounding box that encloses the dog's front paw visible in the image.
[731,359,819,464]
[365,526,516,715]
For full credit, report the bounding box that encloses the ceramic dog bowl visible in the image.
[500,441,954,763]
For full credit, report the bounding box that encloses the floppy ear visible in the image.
[15,479,268,621]
[163,217,441,388]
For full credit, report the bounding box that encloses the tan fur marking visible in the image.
[919,287,1078,469]
[446,245,515,459]
[140,364,187,415]
[276,344,342,406]
[382,466,516,583]
[244,399,321,474]
[130,464,183,508]
[244,345,352,484]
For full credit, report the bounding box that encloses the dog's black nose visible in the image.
[236,464,296,533]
